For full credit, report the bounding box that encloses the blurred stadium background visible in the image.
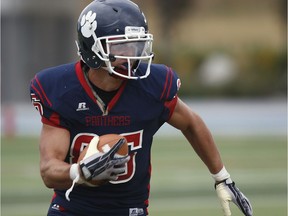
[1,0,287,215]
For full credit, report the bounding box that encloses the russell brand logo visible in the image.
[76,102,89,111]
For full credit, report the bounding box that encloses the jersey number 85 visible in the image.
[70,130,143,184]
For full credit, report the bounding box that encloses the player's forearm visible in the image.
[182,114,224,174]
[40,158,73,189]
[39,124,73,189]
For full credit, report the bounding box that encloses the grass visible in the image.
[1,135,287,216]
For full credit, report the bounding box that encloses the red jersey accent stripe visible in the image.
[165,67,173,100]
[160,66,170,100]
[31,82,45,104]
[42,115,65,128]
[164,95,178,120]
[49,112,61,126]
[34,76,53,107]
[75,61,97,103]
[51,192,57,202]
[107,81,127,112]
[160,66,174,101]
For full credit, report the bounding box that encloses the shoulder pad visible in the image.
[137,64,180,102]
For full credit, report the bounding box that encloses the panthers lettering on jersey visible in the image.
[30,61,180,215]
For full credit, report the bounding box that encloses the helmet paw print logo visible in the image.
[80,11,97,38]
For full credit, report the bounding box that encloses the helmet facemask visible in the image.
[89,26,154,79]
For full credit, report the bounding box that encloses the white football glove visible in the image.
[215,178,253,216]
[79,137,129,181]
[65,137,129,201]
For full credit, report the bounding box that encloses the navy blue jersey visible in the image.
[30,61,180,215]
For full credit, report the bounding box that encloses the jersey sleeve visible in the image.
[30,74,69,129]
[141,64,181,102]
[159,66,180,121]
[158,66,180,102]
[144,64,181,122]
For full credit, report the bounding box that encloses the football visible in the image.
[77,134,128,186]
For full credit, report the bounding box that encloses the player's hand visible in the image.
[79,138,129,181]
[215,178,253,216]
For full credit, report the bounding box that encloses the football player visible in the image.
[30,0,253,215]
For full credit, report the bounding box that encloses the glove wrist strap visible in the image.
[70,163,80,181]
[66,163,84,201]
[211,166,230,182]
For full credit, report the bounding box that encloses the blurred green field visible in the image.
[1,135,287,216]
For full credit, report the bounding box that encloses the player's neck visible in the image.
[87,68,123,92]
